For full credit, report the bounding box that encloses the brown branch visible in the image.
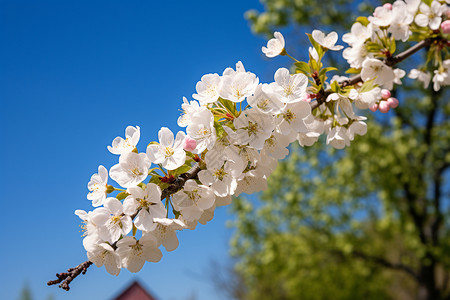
[310,38,435,111]
[47,260,92,291]
[161,164,201,200]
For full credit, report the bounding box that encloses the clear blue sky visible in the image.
[0,1,294,300]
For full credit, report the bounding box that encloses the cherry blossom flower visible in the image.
[388,2,414,41]
[409,69,431,88]
[270,68,308,104]
[192,73,221,104]
[186,109,216,153]
[220,71,259,103]
[147,127,186,170]
[116,235,162,273]
[91,197,132,244]
[123,183,166,232]
[83,235,121,276]
[262,32,285,58]
[247,83,284,114]
[234,108,275,150]
[415,1,446,30]
[107,126,140,155]
[177,97,206,127]
[312,30,343,51]
[276,101,312,135]
[109,152,151,188]
[87,165,109,207]
[326,126,350,149]
[151,218,187,252]
[172,180,215,222]
[361,58,395,88]
[349,87,381,109]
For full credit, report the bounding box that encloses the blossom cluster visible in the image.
[341,0,450,91]
[74,0,449,276]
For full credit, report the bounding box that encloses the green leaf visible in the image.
[330,80,340,93]
[116,192,129,200]
[295,61,311,75]
[172,164,192,177]
[345,67,361,74]
[214,122,226,139]
[422,0,432,6]
[359,78,377,93]
[306,33,323,58]
[356,16,369,27]
[148,175,161,184]
[219,97,237,115]
[389,37,396,55]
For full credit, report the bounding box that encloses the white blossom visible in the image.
[91,197,132,244]
[109,152,151,188]
[107,126,140,155]
[361,58,395,88]
[172,180,215,222]
[234,108,275,150]
[415,1,446,30]
[262,32,285,58]
[408,69,431,88]
[83,235,121,276]
[192,73,221,104]
[186,109,216,153]
[116,235,162,273]
[220,71,259,103]
[270,68,308,104]
[177,97,206,127]
[87,165,109,207]
[147,127,186,170]
[151,218,187,252]
[312,30,343,51]
[247,83,284,114]
[123,184,166,232]
[276,101,312,135]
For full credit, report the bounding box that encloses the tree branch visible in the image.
[47,260,92,291]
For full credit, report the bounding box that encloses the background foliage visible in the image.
[226,1,450,299]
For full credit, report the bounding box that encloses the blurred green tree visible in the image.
[227,1,450,300]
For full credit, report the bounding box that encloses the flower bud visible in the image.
[441,20,450,34]
[378,101,390,113]
[386,97,399,108]
[381,89,391,100]
[383,3,392,10]
[183,136,197,152]
[303,93,312,102]
[369,104,378,112]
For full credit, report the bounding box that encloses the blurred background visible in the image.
[1,0,449,300]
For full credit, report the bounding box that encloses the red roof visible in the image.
[113,280,158,300]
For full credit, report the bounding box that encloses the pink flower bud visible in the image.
[383,3,392,10]
[183,137,197,152]
[386,97,399,108]
[381,89,391,100]
[303,94,312,103]
[441,20,450,34]
[369,104,378,112]
[378,101,390,113]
